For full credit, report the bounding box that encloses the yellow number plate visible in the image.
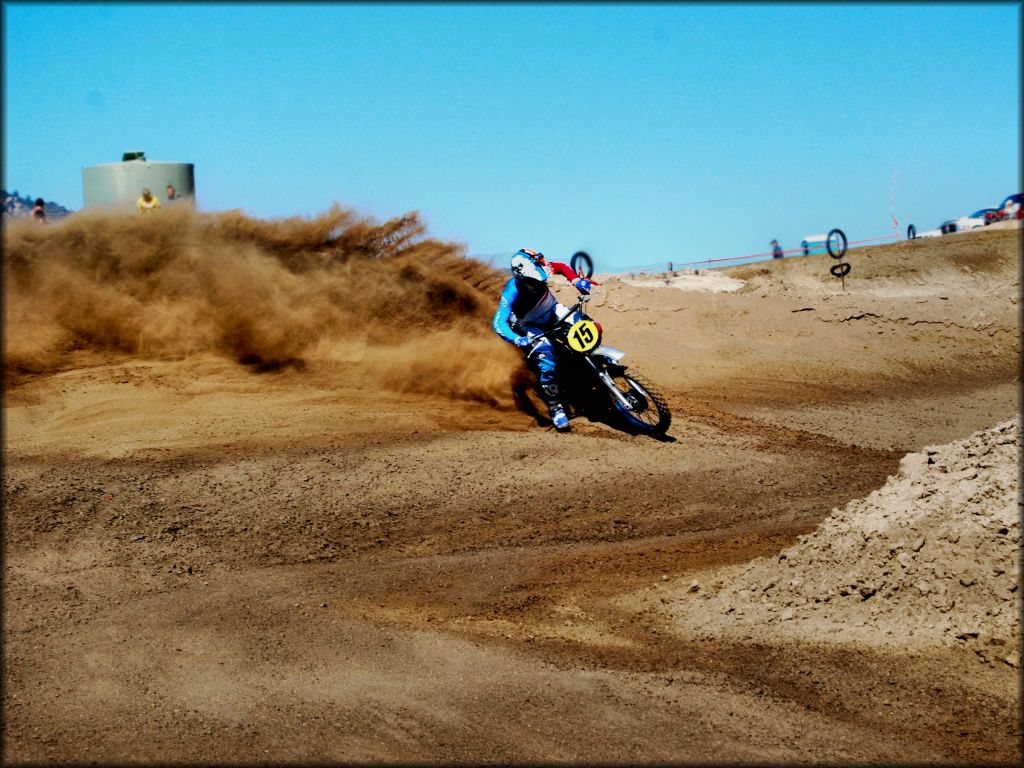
[567,319,599,352]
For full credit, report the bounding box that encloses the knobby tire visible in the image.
[607,370,671,436]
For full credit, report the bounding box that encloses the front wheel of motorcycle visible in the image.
[606,370,672,436]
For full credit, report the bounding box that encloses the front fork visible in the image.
[583,356,635,410]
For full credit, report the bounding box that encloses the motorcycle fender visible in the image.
[591,345,625,364]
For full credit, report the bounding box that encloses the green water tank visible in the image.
[82,151,195,211]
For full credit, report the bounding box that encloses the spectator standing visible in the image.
[165,184,182,203]
[1006,198,1022,221]
[771,239,783,259]
[32,198,47,224]
[137,188,160,214]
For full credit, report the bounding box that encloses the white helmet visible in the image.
[511,248,548,284]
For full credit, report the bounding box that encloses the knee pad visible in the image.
[541,381,559,401]
[528,339,557,384]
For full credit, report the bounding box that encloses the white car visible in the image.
[940,208,998,234]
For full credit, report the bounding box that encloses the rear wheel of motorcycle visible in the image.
[607,371,671,435]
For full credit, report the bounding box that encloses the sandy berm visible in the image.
[3,207,1020,763]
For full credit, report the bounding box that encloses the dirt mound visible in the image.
[667,419,1021,667]
[3,205,519,404]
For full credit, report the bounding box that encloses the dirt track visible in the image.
[3,212,1020,763]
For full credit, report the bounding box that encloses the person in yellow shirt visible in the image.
[137,188,160,213]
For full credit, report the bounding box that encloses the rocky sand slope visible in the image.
[667,420,1020,667]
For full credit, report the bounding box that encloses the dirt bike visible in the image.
[528,294,672,437]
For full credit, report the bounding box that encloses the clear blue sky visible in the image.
[3,2,1020,272]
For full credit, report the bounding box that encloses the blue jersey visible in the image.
[493,260,583,344]
[492,278,560,344]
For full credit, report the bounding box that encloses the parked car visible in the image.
[984,193,1023,224]
[940,208,998,234]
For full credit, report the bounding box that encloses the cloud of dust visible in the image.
[3,204,523,405]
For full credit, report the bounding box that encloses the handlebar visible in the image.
[524,293,592,344]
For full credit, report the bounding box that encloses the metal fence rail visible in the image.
[609,232,901,276]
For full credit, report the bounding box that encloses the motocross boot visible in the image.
[549,404,570,432]
[541,382,571,432]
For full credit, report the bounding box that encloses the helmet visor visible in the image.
[511,254,549,283]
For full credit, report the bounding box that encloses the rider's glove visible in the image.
[573,278,592,295]
[514,334,533,349]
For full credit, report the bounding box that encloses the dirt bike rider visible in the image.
[492,248,594,432]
